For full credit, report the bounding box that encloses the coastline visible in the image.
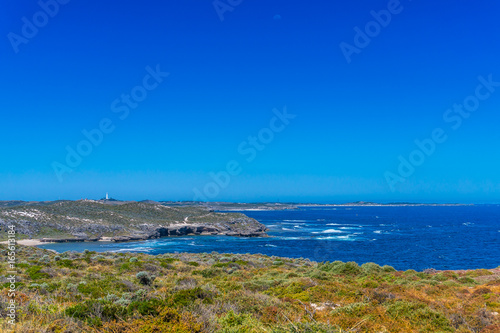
[6,242,500,274]
[0,239,52,246]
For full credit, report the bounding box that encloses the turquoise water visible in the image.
[38,205,500,271]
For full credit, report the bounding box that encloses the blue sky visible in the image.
[1,0,499,203]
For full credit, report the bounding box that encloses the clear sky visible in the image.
[1,0,499,203]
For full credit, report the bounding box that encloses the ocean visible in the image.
[38,205,500,271]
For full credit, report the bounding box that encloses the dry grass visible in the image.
[0,245,499,332]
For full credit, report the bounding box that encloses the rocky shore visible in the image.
[38,223,268,243]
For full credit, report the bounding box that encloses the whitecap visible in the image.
[321,229,344,233]
[327,223,364,227]
[274,236,306,240]
[317,235,356,241]
[311,229,343,234]
[111,247,153,253]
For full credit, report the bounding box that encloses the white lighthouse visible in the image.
[106,192,109,200]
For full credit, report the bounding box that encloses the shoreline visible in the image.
[0,239,53,246]
[3,241,499,274]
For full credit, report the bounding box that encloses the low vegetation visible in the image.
[1,245,499,332]
[0,201,266,240]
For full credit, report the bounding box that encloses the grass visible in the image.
[0,244,499,332]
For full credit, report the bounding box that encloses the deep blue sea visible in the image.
[38,206,500,271]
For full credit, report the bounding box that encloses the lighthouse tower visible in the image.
[106,193,109,200]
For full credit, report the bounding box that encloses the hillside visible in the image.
[0,201,267,242]
[0,245,499,332]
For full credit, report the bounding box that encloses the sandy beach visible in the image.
[0,239,52,246]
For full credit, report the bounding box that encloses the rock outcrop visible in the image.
[37,223,268,243]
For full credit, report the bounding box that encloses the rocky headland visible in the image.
[0,200,268,243]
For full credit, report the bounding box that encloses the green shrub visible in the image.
[38,255,50,263]
[218,310,250,328]
[361,262,382,274]
[16,262,30,268]
[216,310,268,332]
[128,298,167,316]
[133,289,146,301]
[319,261,363,276]
[193,268,222,278]
[213,262,229,268]
[458,277,477,285]
[103,294,119,302]
[386,301,453,331]
[265,281,311,301]
[119,263,131,271]
[466,269,493,277]
[136,271,155,286]
[115,297,131,306]
[361,280,379,288]
[26,266,50,280]
[306,269,329,280]
[77,277,128,298]
[57,259,75,268]
[382,265,397,272]
[172,287,214,306]
[66,283,77,291]
[160,257,179,264]
[432,273,449,282]
[129,257,138,262]
[65,301,93,320]
[100,303,128,320]
[66,300,127,323]
[332,262,362,276]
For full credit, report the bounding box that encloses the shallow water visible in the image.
[38,205,500,271]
